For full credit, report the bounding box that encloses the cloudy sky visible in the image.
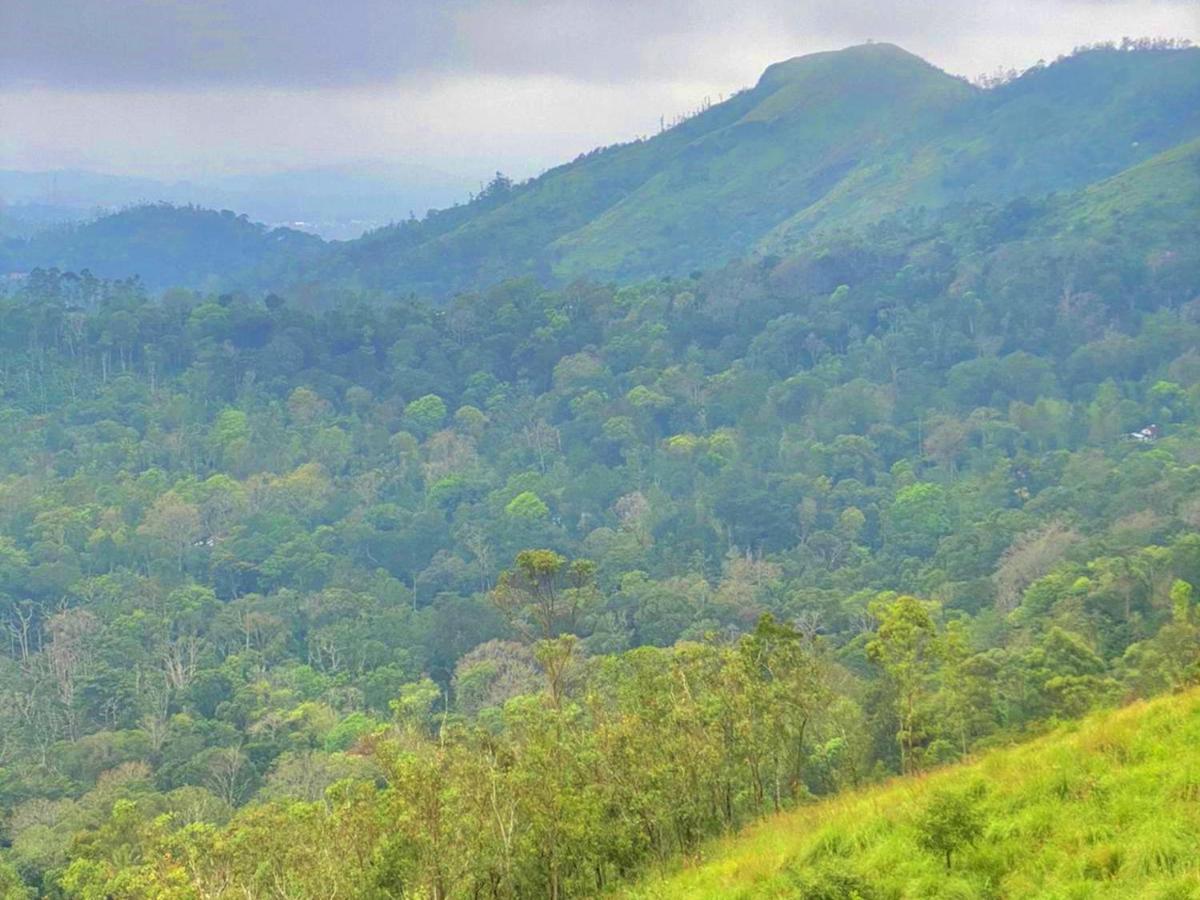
[2,0,1197,183]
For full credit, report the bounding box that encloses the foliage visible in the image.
[914,784,985,870]
[0,41,1197,898]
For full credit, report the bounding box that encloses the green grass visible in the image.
[623,690,1200,898]
[1053,138,1200,243]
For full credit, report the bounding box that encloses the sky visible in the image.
[2,0,1198,184]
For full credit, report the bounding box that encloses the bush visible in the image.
[786,861,880,899]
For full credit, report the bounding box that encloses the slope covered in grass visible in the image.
[626,690,1200,899]
[1051,137,1200,249]
[330,42,1199,294]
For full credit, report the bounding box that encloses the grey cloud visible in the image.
[0,0,453,89]
[0,0,1028,90]
[1,0,1196,184]
[3,0,1196,91]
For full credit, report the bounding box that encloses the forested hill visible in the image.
[0,205,324,292]
[0,108,1199,895]
[2,41,1197,296]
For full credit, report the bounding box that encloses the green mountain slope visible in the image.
[626,690,1200,899]
[1052,137,1200,246]
[548,44,973,279]
[330,42,1199,294]
[761,45,1200,254]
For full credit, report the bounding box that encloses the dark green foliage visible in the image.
[0,40,1198,898]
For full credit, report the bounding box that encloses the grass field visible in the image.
[625,690,1200,898]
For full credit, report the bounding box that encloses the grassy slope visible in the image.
[549,44,974,280]
[1051,137,1200,248]
[624,690,1200,899]
[760,46,1200,255]
[331,44,1199,293]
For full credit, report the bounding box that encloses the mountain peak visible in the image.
[741,42,974,133]
[755,42,957,93]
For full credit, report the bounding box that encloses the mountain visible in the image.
[625,690,1200,898]
[322,41,1199,295]
[322,43,974,294]
[1,43,1196,296]
[760,43,1200,252]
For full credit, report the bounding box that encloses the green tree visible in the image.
[0,856,30,900]
[490,551,596,643]
[915,784,985,870]
[405,394,448,434]
[505,491,550,522]
[867,595,938,773]
[884,483,952,556]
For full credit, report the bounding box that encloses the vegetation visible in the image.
[624,689,1200,898]
[0,40,1197,899]
[4,43,1198,296]
[0,205,324,291]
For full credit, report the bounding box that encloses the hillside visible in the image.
[2,141,1200,894]
[1052,137,1200,247]
[3,36,1200,899]
[0,203,324,290]
[326,42,1199,294]
[626,690,1200,899]
[3,43,1196,297]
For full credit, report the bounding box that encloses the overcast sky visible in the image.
[2,0,1197,183]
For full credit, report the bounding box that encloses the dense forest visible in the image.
[1,41,1199,899]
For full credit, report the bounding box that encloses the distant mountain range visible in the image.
[0,163,478,240]
[2,42,1197,295]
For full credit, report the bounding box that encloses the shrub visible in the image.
[786,861,881,899]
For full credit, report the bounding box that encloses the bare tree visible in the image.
[994,522,1081,613]
[521,419,561,474]
[45,608,98,712]
[458,523,494,592]
[206,745,251,806]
